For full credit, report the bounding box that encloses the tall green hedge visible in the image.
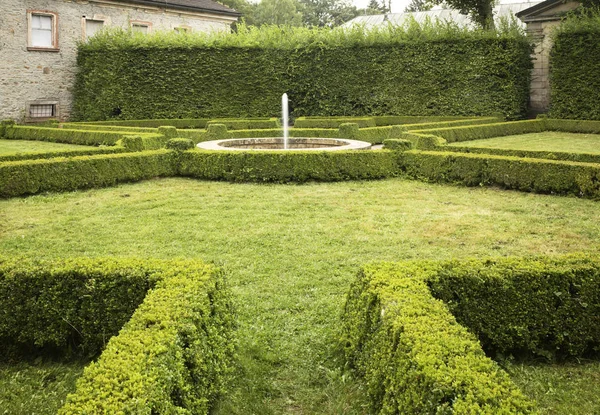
[550,13,600,120]
[73,26,532,121]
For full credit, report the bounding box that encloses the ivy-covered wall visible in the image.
[73,27,532,121]
[550,15,600,120]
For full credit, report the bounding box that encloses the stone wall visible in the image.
[0,0,236,122]
[519,0,580,114]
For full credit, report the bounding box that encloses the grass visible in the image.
[0,360,87,415]
[1,177,599,414]
[0,139,96,155]
[505,360,600,415]
[448,132,600,153]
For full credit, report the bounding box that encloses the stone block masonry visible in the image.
[0,0,237,122]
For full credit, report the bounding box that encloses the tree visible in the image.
[404,0,435,12]
[366,0,389,13]
[434,0,496,29]
[299,0,359,27]
[253,0,304,26]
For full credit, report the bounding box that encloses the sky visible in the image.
[351,0,536,14]
[352,0,412,13]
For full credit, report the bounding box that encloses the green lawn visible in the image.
[1,177,599,414]
[506,360,600,415]
[0,139,96,155]
[449,132,600,153]
[0,361,87,415]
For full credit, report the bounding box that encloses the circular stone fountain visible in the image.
[197,94,371,152]
[196,137,372,151]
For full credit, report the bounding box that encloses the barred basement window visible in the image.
[29,104,55,118]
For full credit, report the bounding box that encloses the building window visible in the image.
[27,11,59,51]
[130,20,152,34]
[83,19,105,40]
[27,101,59,121]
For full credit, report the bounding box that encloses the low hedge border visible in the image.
[60,123,160,134]
[293,117,377,129]
[207,118,279,130]
[371,115,477,126]
[0,257,164,358]
[410,118,600,144]
[401,116,503,131]
[178,149,398,183]
[3,125,165,147]
[0,146,126,163]
[341,261,535,414]
[0,150,176,198]
[294,116,502,131]
[0,256,235,414]
[58,258,235,415]
[412,120,546,143]
[119,134,169,151]
[4,125,129,146]
[398,150,600,199]
[72,118,210,129]
[446,145,600,165]
[427,254,600,360]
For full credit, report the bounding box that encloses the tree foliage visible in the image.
[405,0,435,12]
[253,0,304,26]
[433,0,496,29]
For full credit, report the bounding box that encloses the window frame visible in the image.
[130,20,152,34]
[27,10,59,52]
[174,25,192,33]
[81,16,109,41]
[27,100,60,122]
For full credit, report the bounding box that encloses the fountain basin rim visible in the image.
[196,137,372,151]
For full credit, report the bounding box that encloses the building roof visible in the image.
[118,0,241,17]
[515,0,580,20]
[343,2,542,28]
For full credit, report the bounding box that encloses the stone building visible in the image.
[516,0,581,114]
[0,0,240,122]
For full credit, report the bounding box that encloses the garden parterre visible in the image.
[1,178,600,413]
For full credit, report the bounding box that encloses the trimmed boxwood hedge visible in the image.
[73,118,210,129]
[413,120,546,143]
[178,149,398,183]
[207,118,279,130]
[372,115,473,125]
[4,125,130,146]
[410,119,600,144]
[447,145,600,164]
[398,150,600,198]
[58,259,235,415]
[0,146,126,163]
[341,261,536,414]
[294,117,377,129]
[0,257,158,358]
[0,150,176,198]
[427,255,600,359]
[60,123,160,134]
[0,256,235,414]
